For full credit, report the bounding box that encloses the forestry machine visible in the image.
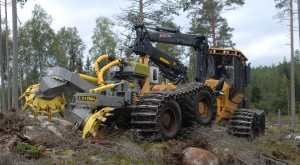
[20,24,265,140]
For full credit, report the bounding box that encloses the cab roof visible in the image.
[209,47,248,62]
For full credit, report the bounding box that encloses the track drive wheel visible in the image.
[194,90,215,125]
[159,100,182,139]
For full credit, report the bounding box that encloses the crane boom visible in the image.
[127,24,209,83]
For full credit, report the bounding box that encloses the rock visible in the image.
[182,147,219,165]
[41,121,51,128]
[222,148,230,159]
[47,125,62,137]
[24,126,34,131]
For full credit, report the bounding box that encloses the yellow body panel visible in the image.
[82,107,114,138]
[19,84,66,121]
[152,83,176,92]
[209,47,248,63]
[205,79,244,123]
[140,78,155,96]
[139,55,150,65]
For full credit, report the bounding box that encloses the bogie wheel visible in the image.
[194,90,215,125]
[159,100,182,139]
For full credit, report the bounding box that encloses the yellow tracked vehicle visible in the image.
[21,24,265,140]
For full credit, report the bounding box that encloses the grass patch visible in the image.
[16,142,41,159]
[238,134,300,163]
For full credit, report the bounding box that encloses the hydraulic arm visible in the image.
[127,24,209,83]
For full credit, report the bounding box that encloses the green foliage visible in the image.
[84,55,93,76]
[118,0,179,28]
[246,53,300,115]
[251,85,261,104]
[117,0,180,49]
[19,4,65,84]
[89,16,117,61]
[155,21,185,61]
[274,0,289,9]
[16,142,41,159]
[17,0,27,7]
[184,0,241,47]
[1,28,12,81]
[273,0,295,20]
[187,48,196,81]
[18,5,92,93]
[57,27,86,72]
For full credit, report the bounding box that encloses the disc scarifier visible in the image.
[19,84,66,121]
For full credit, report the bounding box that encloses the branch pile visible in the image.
[0,109,32,152]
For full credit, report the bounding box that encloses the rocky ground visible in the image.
[0,110,299,165]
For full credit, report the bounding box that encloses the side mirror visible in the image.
[153,69,157,81]
[150,66,159,84]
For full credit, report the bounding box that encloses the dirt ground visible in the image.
[0,110,299,165]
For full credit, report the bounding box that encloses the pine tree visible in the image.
[183,0,243,47]
[89,16,117,61]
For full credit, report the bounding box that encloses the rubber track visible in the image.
[179,84,217,126]
[131,82,217,141]
[228,109,265,139]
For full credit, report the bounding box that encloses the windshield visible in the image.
[207,55,234,83]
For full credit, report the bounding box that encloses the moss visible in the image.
[16,142,41,159]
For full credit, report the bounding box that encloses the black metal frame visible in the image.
[127,24,209,84]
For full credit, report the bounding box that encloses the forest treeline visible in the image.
[246,53,300,115]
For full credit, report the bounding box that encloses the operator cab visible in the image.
[207,48,250,97]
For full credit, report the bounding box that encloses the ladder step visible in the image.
[136,105,159,108]
[232,131,251,135]
[135,129,159,133]
[233,111,253,116]
[229,125,251,130]
[231,115,252,119]
[131,121,157,124]
[229,120,252,124]
[131,112,156,116]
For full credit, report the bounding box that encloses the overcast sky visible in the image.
[15,0,297,67]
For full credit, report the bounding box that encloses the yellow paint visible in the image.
[205,79,245,123]
[90,83,116,93]
[139,55,150,65]
[129,82,135,88]
[159,57,170,65]
[77,96,98,102]
[98,59,120,86]
[79,74,98,84]
[19,84,66,121]
[140,78,154,96]
[94,55,109,78]
[82,107,114,138]
[152,83,176,92]
[209,47,248,63]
